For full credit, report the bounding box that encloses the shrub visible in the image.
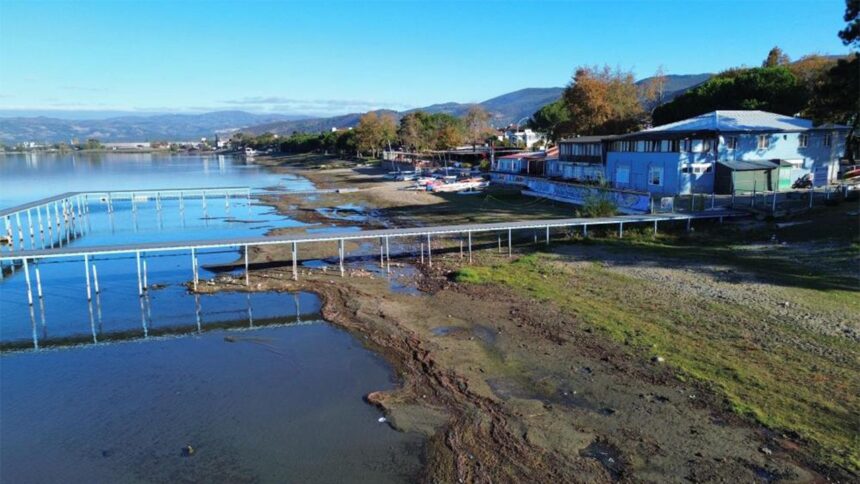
[581,192,617,217]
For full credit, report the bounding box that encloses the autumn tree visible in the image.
[763,46,790,67]
[639,65,670,119]
[563,65,644,135]
[355,112,397,158]
[463,106,493,145]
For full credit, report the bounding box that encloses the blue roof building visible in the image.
[603,110,849,195]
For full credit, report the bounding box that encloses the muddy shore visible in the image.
[202,157,858,482]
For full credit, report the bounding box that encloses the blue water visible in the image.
[0,153,424,482]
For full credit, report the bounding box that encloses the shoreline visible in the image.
[204,155,859,481]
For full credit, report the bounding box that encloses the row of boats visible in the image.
[387,171,490,193]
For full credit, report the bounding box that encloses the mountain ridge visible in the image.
[0,74,712,143]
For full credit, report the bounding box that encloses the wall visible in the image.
[719,130,847,186]
[490,172,651,213]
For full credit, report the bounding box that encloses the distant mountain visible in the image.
[242,77,712,136]
[636,73,713,110]
[0,111,308,143]
[0,75,712,143]
[243,87,566,136]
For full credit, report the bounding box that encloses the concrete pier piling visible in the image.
[85,254,92,301]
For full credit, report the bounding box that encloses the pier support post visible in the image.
[808,186,813,208]
[16,212,24,248]
[85,254,92,301]
[459,236,463,259]
[244,245,250,286]
[772,190,777,212]
[292,242,298,281]
[338,239,345,277]
[583,224,588,238]
[136,251,143,296]
[92,263,100,295]
[4,215,13,252]
[653,220,658,236]
[508,228,512,258]
[420,243,424,265]
[468,231,472,264]
[27,209,35,249]
[22,258,33,306]
[686,218,692,232]
[427,234,432,267]
[36,207,44,248]
[498,234,502,254]
[385,236,390,273]
[546,226,550,245]
[380,237,385,268]
[35,261,43,299]
[619,222,623,238]
[191,248,199,291]
[142,255,148,291]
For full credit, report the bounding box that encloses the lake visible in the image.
[0,152,424,483]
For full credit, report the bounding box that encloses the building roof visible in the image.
[717,159,778,171]
[642,110,853,135]
[498,149,553,160]
[558,135,619,143]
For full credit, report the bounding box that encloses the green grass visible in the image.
[452,253,860,472]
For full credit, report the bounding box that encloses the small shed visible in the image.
[715,159,777,194]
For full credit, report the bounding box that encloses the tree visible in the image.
[839,0,859,46]
[463,106,493,145]
[355,112,383,157]
[398,112,425,150]
[640,65,668,113]
[652,67,807,125]
[563,65,644,135]
[528,99,571,141]
[762,46,790,67]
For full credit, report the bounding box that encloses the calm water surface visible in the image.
[0,153,424,482]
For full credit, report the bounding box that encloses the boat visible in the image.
[842,165,860,181]
[426,177,489,193]
[242,147,257,158]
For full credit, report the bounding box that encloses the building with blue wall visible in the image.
[603,110,849,195]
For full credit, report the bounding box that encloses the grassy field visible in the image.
[452,209,860,473]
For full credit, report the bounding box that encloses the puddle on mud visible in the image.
[579,440,624,480]
[430,324,498,344]
[315,204,375,222]
[486,376,615,416]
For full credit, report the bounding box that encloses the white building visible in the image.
[498,128,545,148]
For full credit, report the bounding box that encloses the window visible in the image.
[616,166,630,184]
[824,133,832,147]
[649,166,663,186]
[726,137,738,150]
[757,134,770,150]
[669,139,680,152]
[799,134,808,148]
[680,139,692,152]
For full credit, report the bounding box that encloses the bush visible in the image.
[452,267,486,283]
[581,192,617,217]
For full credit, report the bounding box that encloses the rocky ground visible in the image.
[203,155,859,482]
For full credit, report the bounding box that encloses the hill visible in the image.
[0,111,306,144]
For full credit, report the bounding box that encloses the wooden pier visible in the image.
[2,206,745,306]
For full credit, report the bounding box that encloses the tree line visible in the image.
[529,0,858,159]
[235,105,498,158]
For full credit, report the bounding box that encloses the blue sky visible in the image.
[0,0,852,117]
